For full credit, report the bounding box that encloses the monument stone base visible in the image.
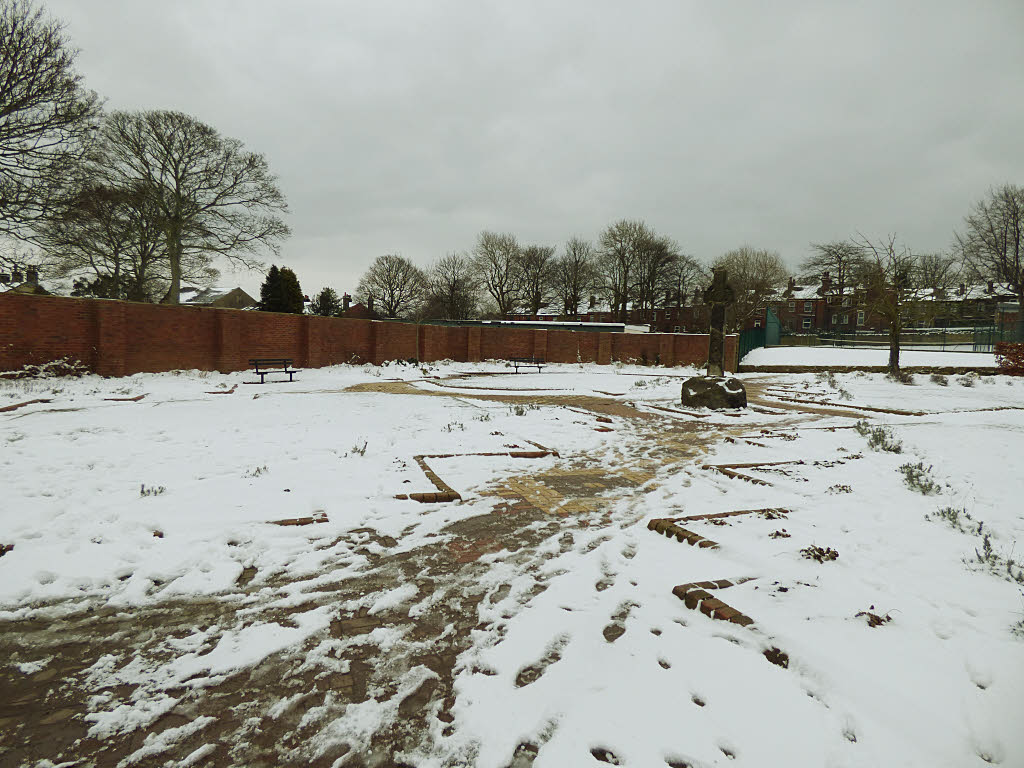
[680,376,747,409]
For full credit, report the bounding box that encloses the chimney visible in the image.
[958,283,966,296]
[342,293,351,311]
[787,276,796,293]
[367,295,374,313]
[821,271,831,293]
[11,265,23,284]
[26,266,39,285]
[987,281,994,294]
[588,295,596,309]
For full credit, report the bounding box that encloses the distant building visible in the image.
[0,266,50,296]
[181,286,257,309]
[337,293,381,320]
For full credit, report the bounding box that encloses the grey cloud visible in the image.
[45,0,1024,295]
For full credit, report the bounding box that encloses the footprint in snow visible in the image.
[590,746,622,764]
[514,634,571,688]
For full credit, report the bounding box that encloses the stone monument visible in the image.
[679,267,747,409]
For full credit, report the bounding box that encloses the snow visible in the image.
[743,345,998,367]
[3,361,1023,766]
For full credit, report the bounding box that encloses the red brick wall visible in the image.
[479,327,534,360]
[0,293,737,376]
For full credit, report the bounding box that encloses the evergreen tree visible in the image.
[309,286,342,316]
[258,264,282,311]
[259,264,304,313]
[279,267,304,313]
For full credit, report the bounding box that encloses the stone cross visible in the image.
[702,267,735,377]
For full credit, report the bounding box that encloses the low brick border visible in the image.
[396,443,560,504]
[762,393,925,417]
[701,460,804,486]
[269,512,329,527]
[673,507,791,523]
[671,578,757,627]
[0,398,52,413]
[103,394,147,402]
[648,508,791,549]
[648,518,719,549]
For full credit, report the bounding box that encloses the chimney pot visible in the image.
[342,293,351,311]
[11,266,23,283]
[367,295,374,312]
[27,266,39,285]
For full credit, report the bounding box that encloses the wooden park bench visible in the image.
[510,356,545,373]
[249,358,299,383]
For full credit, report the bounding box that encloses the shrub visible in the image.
[854,420,902,453]
[886,370,915,384]
[815,371,839,388]
[899,462,940,495]
[995,342,1024,376]
[801,545,839,563]
[929,373,948,386]
[140,484,166,497]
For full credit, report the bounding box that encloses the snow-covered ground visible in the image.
[2,362,1022,767]
[742,345,998,367]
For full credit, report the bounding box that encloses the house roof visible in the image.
[1,281,50,296]
[340,302,380,320]
[182,286,257,308]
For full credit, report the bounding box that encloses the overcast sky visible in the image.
[45,0,1024,297]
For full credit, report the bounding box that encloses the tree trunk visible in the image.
[888,324,901,376]
[160,227,182,304]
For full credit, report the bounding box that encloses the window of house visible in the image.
[674,326,680,333]
[842,296,850,307]
[857,310,865,326]
[842,314,849,324]
[831,314,838,325]
[754,319,762,328]
[804,301,813,313]
[788,301,795,311]
[802,317,812,329]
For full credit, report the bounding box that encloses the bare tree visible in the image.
[594,219,654,322]
[0,0,100,251]
[915,252,960,293]
[518,244,556,315]
[553,236,595,316]
[96,110,289,304]
[855,234,927,375]
[633,235,681,310]
[471,231,521,317]
[356,253,427,318]
[40,182,166,300]
[712,246,789,331]
[801,241,861,297]
[424,252,478,320]
[667,252,707,305]
[956,184,1024,339]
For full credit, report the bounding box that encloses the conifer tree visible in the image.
[258,264,282,311]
